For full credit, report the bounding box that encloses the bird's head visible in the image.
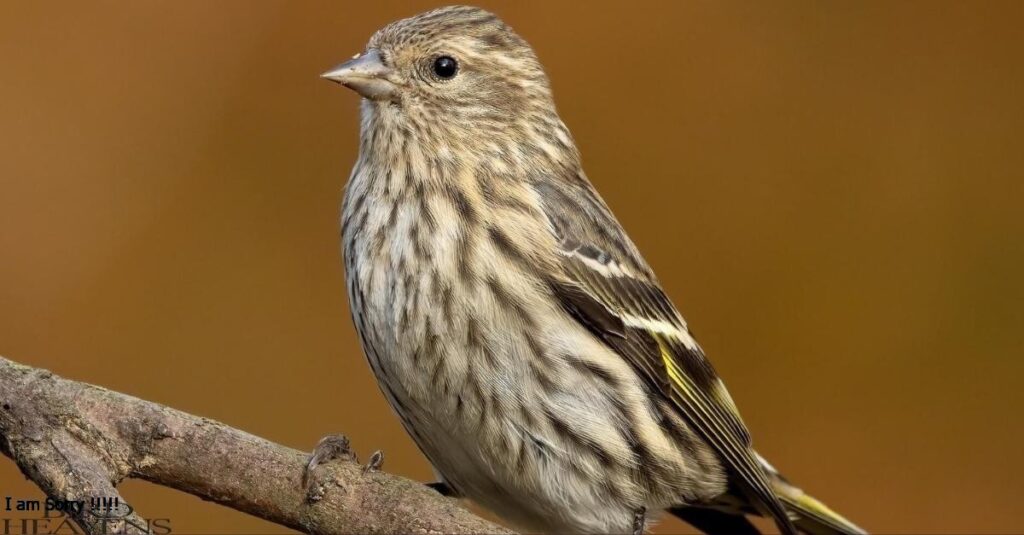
[323,5,571,157]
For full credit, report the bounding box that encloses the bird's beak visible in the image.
[321,49,396,101]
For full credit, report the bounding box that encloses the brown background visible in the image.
[2,1,1022,533]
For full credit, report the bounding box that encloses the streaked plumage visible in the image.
[324,6,864,534]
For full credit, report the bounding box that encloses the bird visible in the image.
[318,5,865,535]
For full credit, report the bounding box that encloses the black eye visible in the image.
[432,56,459,79]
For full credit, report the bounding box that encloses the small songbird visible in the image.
[320,6,865,535]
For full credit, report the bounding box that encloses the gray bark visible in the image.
[0,355,512,534]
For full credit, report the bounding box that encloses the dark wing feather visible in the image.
[534,175,796,535]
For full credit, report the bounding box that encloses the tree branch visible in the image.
[0,356,513,535]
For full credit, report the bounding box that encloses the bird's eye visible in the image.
[432,56,459,79]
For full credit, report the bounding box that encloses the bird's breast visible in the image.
[338,162,728,532]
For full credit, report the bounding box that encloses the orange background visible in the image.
[2,1,1022,533]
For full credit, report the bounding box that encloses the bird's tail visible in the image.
[758,453,867,535]
[670,454,867,535]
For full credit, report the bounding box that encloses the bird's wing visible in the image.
[533,174,796,535]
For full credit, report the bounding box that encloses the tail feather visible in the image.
[758,453,867,535]
[775,481,866,535]
[671,454,867,535]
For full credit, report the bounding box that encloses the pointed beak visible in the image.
[321,49,396,101]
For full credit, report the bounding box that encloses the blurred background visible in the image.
[1,1,1022,533]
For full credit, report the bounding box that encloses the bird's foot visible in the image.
[302,434,356,501]
[362,449,384,473]
[632,506,647,535]
[426,481,461,497]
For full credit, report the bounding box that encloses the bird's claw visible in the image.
[362,449,384,473]
[303,434,355,490]
[632,506,647,535]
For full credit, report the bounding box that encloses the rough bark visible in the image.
[0,356,513,535]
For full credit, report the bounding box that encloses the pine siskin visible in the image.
[321,6,865,535]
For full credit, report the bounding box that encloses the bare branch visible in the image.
[0,356,513,535]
